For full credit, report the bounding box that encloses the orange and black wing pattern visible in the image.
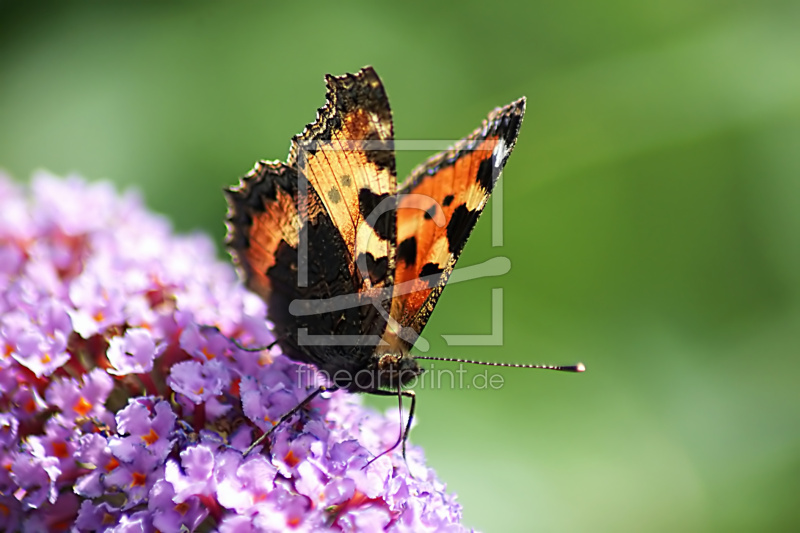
[226,66,525,377]
[387,98,526,349]
[225,67,397,376]
[289,67,397,293]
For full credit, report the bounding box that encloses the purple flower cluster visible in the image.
[0,172,467,532]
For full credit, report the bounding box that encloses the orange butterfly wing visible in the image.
[386,98,526,349]
[225,68,399,377]
[290,67,397,293]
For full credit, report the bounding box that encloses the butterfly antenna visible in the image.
[414,356,586,373]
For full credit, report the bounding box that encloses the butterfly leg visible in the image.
[244,384,338,456]
[230,337,279,353]
[364,387,417,467]
[199,324,282,353]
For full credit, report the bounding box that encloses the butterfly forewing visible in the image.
[226,68,401,377]
[289,67,398,293]
[387,98,526,348]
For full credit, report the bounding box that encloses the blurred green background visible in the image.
[2,1,799,531]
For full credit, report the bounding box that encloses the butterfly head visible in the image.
[375,352,424,390]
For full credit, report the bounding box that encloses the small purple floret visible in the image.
[106,328,162,375]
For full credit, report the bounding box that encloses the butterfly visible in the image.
[225,67,577,458]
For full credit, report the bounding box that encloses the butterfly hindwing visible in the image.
[225,161,300,304]
[388,98,526,347]
[225,162,358,370]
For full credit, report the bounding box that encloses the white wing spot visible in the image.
[493,139,508,168]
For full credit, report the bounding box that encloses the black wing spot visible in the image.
[423,204,437,221]
[358,252,389,285]
[442,194,455,207]
[397,237,417,266]
[328,188,342,204]
[419,262,445,286]
[476,157,496,193]
[358,188,395,242]
[340,174,352,187]
[363,131,396,173]
[446,204,479,254]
